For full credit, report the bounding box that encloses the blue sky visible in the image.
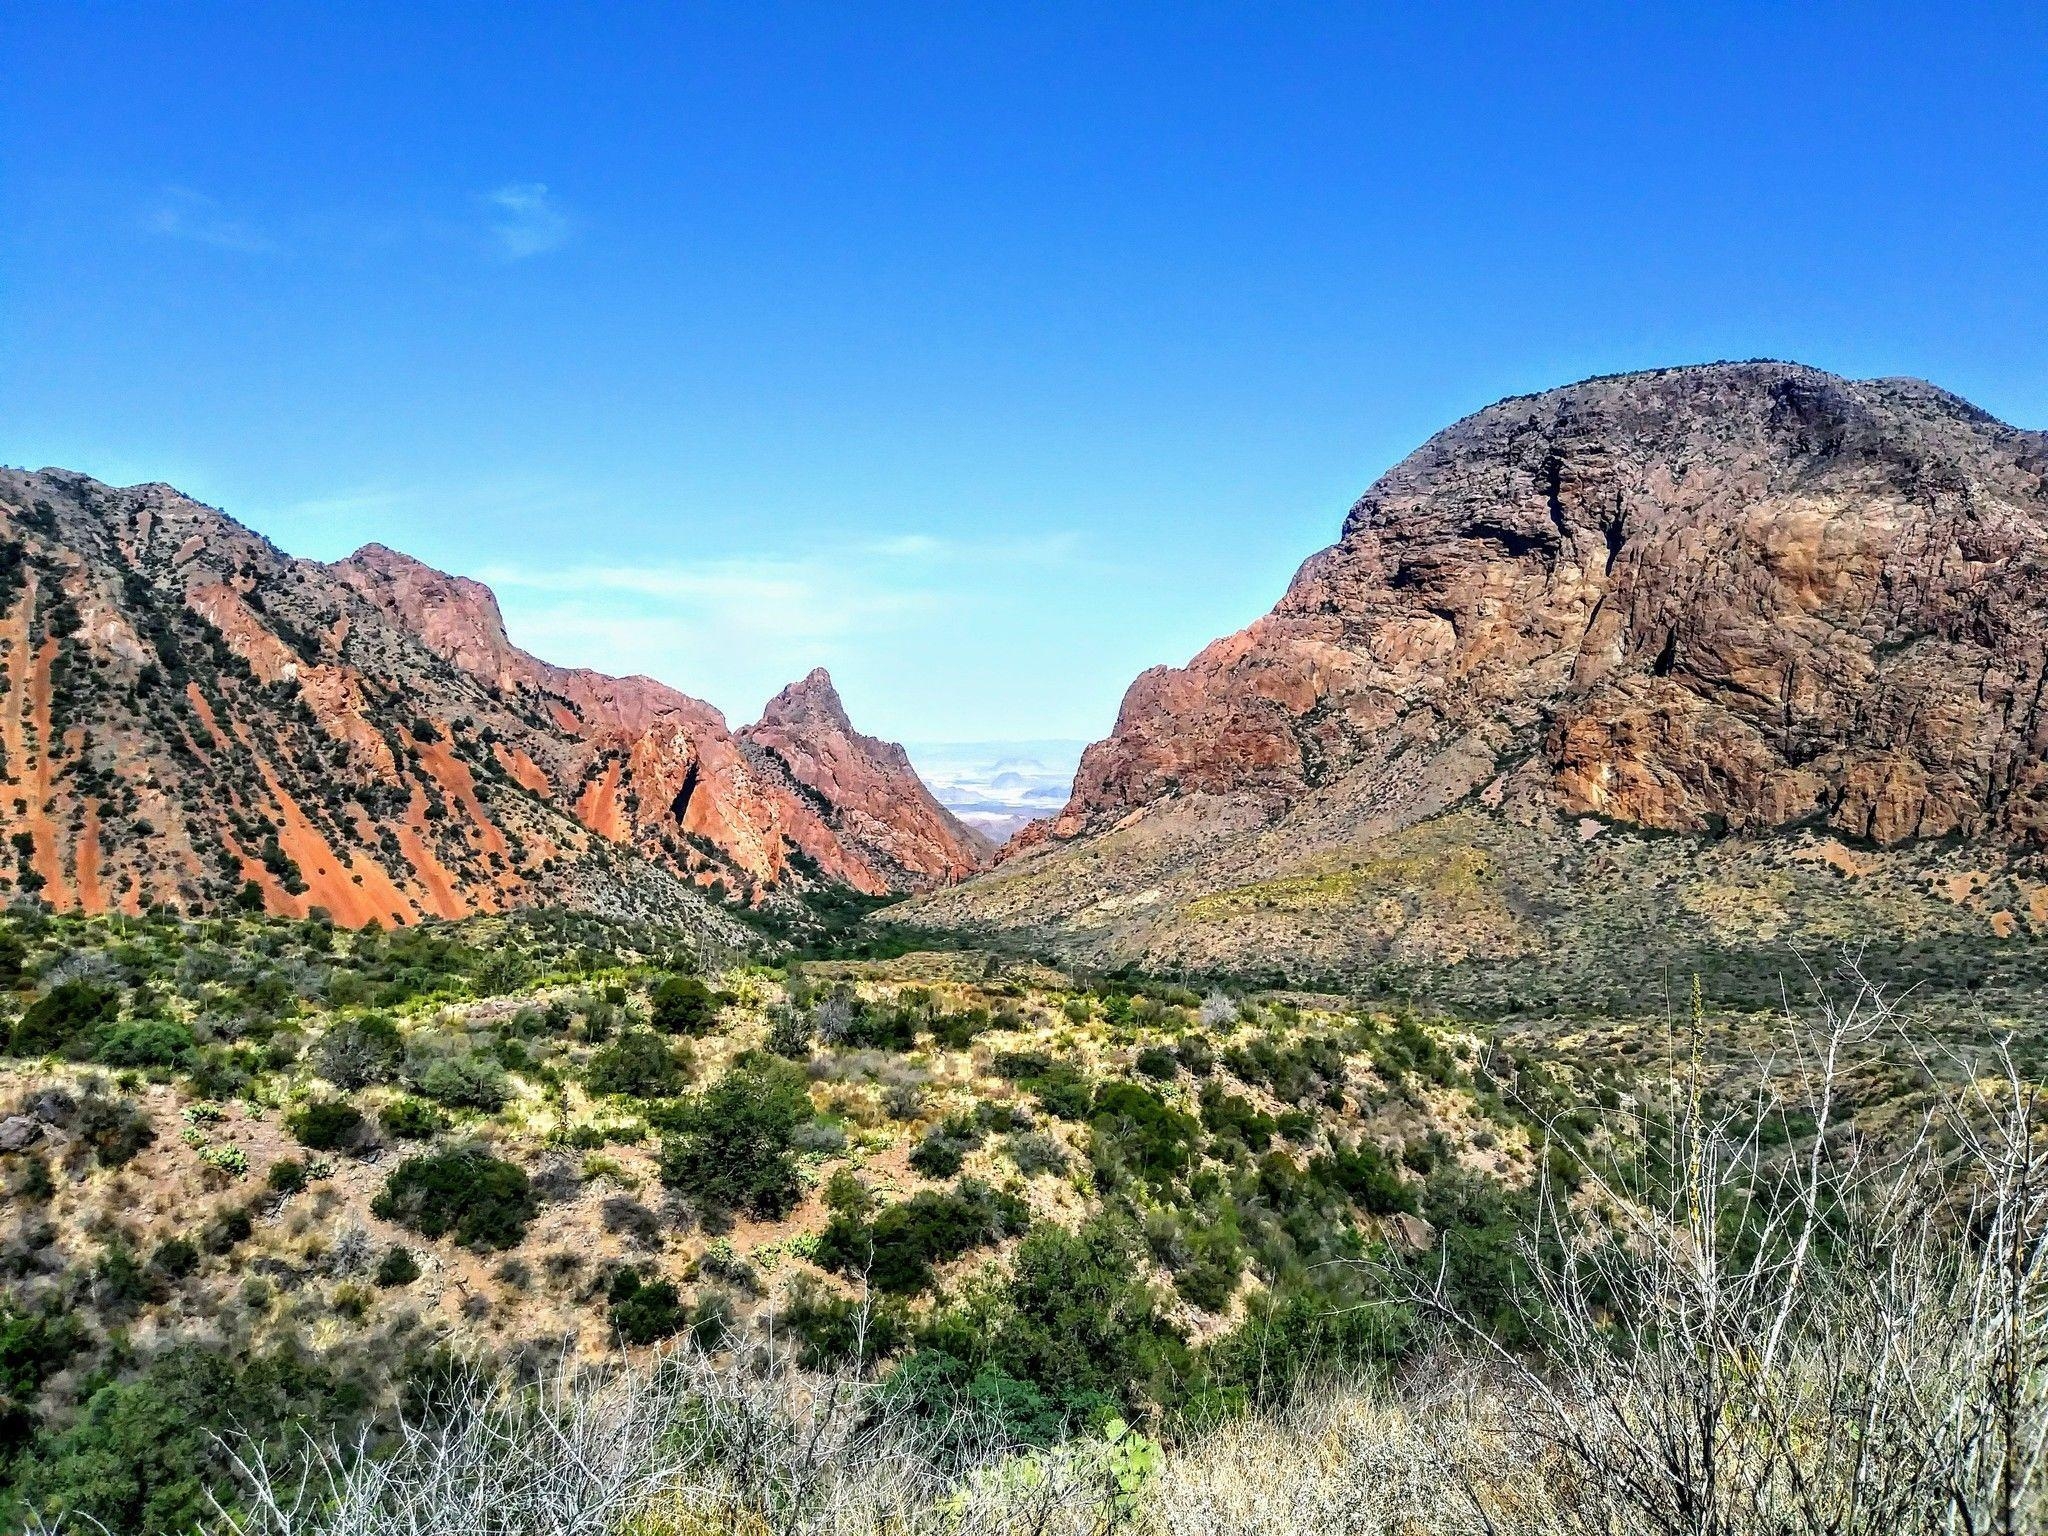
[5,4,2044,742]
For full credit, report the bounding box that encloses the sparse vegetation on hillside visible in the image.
[0,904,2040,1534]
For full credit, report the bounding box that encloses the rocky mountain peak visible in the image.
[758,666,855,732]
[741,672,992,887]
[330,542,521,692]
[913,360,2048,974]
[0,466,987,925]
[1059,360,2048,848]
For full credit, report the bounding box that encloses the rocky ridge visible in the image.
[0,468,987,928]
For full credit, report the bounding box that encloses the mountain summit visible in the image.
[740,668,993,889]
[0,468,985,928]
[913,362,2048,975]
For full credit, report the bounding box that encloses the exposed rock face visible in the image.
[0,467,977,926]
[740,668,992,890]
[913,362,2048,970]
[1066,363,2048,844]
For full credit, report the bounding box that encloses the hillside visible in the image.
[0,469,986,933]
[910,362,2048,981]
[0,906,1559,1529]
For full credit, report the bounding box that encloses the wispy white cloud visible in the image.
[142,187,277,253]
[481,181,572,258]
[274,486,418,522]
[478,549,948,712]
[478,553,940,644]
[856,529,1085,566]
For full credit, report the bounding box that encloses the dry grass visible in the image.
[182,972,2048,1536]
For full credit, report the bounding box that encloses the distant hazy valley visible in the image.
[902,739,1084,841]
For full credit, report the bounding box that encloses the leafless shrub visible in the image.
[1413,966,2048,1536]
[213,1347,1121,1536]
[325,1223,373,1278]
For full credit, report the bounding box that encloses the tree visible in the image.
[657,1054,811,1218]
[372,1146,535,1249]
[649,974,721,1036]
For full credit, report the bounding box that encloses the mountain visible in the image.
[737,668,993,888]
[0,467,986,929]
[910,362,2048,985]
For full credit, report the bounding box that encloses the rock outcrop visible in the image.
[740,668,992,890]
[0,467,982,926]
[912,362,2048,970]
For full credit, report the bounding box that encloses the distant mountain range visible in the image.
[903,739,1084,841]
[0,469,988,935]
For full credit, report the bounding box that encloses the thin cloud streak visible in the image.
[141,188,277,253]
[478,554,943,642]
[481,182,572,258]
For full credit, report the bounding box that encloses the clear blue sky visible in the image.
[5,4,2044,742]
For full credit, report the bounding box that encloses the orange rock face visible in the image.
[0,468,977,926]
[740,668,992,891]
[1053,363,2048,851]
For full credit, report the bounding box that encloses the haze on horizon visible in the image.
[4,3,2044,749]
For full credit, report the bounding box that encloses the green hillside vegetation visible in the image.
[0,903,2034,1533]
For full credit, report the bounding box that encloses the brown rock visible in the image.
[1055,363,2048,846]
[925,362,2048,969]
[739,668,992,891]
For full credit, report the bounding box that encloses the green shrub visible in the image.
[816,1179,1028,1296]
[1316,1139,1416,1216]
[656,1055,811,1219]
[1134,1045,1179,1080]
[908,1121,981,1178]
[10,1344,361,1536]
[1199,1082,1276,1155]
[149,1237,200,1280]
[286,1099,365,1151]
[94,1019,195,1070]
[11,1153,54,1203]
[267,1158,307,1194]
[649,975,721,1035]
[0,1300,84,1456]
[1003,1130,1069,1176]
[586,1030,694,1099]
[8,981,119,1056]
[780,1276,910,1369]
[606,1266,688,1345]
[928,1005,992,1050]
[379,1097,448,1140]
[372,1146,536,1250]
[315,1014,404,1088]
[839,1001,918,1051]
[410,1049,510,1110]
[987,1216,1181,1408]
[1090,1081,1201,1186]
[376,1246,421,1287]
[990,1050,1052,1082]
